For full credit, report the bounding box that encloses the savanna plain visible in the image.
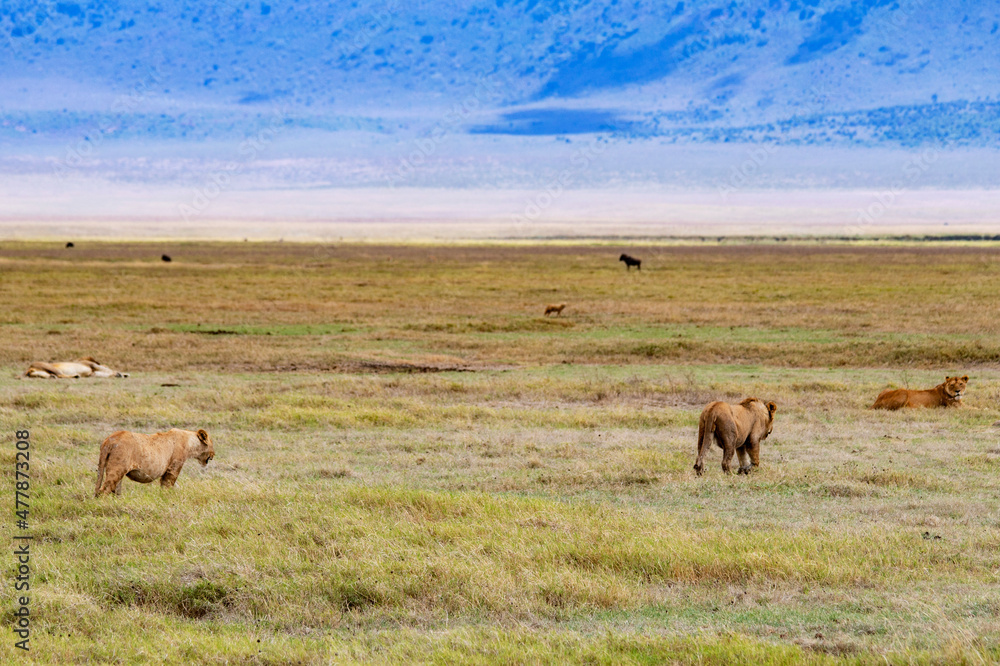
[1,240,999,665]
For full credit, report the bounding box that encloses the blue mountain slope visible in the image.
[1,0,999,149]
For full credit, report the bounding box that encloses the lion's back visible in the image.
[905,390,946,407]
[102,430,135,450]
[873,388,908,409]
[699,400,731,424]
[101,429,187,458]
[873,388,943,409]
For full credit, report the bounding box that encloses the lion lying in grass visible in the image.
[544,303,567,316]
[872,375,968,410]
[95,428,214,496]
[24,357,129,378]
[694,398,776,476]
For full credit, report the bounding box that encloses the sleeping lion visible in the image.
[24,357,129,379]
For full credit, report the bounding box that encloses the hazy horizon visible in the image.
[2,1,999,237]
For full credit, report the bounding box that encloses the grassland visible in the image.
[1,240,999,664]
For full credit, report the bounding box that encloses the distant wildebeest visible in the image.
[544,303,567,316]
[161,254,172,262]
[694,398,776,476]
[65,242,74,248]
[619,253,641,270]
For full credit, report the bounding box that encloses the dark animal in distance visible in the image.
[65,242,74,248]
[619,254,641,270]
[161,254,172,262]
[544,303,567,316]
[694,398,776,476]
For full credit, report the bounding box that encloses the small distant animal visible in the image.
[161,254,172,262]
[23,357,129,379]
[694,398,776,476]
[95,428,215,496]
[872,375,968,410]
[544,303,567,316]
[619,253,641,270]
[65,242,74,248]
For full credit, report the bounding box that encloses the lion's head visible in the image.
[739,397,776,438]
[194,429,215,466]
[943,375,969,400]
[764,401,777,436]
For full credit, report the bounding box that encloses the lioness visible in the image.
[95,428,214,496]
[24,357,129,379]
[872,375,968,410]
[544,303,567,316]
[694,398,776,476]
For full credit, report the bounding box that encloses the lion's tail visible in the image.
[95,442,111,497]
[700,410,717,454]
[694,409,717,474]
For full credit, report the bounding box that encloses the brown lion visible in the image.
[872,375,968,410]
[544,303,567,316]
[24,357,129,379]
[95,428,215,497]
[694,398,776,476]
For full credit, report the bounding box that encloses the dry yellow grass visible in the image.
[1,240,998,664]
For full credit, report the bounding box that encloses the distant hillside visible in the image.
[2,0,998,140]
[1,1,999,193]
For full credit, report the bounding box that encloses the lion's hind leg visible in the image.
[97,465,127,496]
[721,441,737,474]
[715,420,738,475]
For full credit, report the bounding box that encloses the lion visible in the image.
[872,375,968,410]
[544,303,567,316]
[24,357,129,379]
[694,397,776,476]
[95,428,214,496]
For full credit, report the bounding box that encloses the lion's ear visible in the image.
[197,429,209,443]
[767,402,777,416]
[945,376,951,381]
[962,375,969,381]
